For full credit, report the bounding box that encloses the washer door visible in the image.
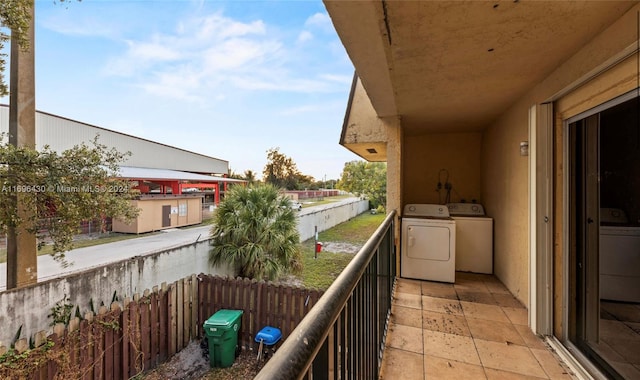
[405,224,451,261]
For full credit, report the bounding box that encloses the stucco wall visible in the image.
[403,132,483,205]
[0,240,234,348]
[297,199,370,241]
[482,103,531,305]
[481,3,640,308]
[0,198,369,346]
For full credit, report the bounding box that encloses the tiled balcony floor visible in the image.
[379,272,577,380]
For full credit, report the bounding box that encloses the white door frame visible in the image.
[529,103,554,335]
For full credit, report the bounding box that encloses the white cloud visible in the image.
[128,38,182,62]
[204,16,265,40]
[101,9,348,103]
[202,38,282,71]
[297,30,313,43]
[304,13,332,31]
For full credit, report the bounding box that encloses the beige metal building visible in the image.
[0,105,228,174]
[0,105,239,232]
[325,1,640,378]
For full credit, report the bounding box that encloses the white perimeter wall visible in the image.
[298,199,370,241]
[0,240,234,348]
[0,198,369,346]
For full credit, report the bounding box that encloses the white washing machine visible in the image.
[600,208,640,302]
[447,203,493,274]
[401,204,456,283]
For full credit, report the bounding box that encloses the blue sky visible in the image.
[1,0,360,181]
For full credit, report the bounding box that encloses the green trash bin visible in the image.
[203,309,243,368]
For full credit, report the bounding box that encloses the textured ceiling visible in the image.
[325,0,636,134]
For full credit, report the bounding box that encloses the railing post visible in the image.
[255,211,396,380]
[312,337,330,379]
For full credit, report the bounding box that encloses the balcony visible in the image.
[256,212,576,379]
[383,274,575,379]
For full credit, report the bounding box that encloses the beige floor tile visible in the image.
[424,354,487,379]
[422,282,459,300]
[379,346,424,380]
[391,305,423,329]
[460,301,510,323]
[502,306,528,325]
[394,292,422,310]
[467,317,525,345]
[530,348,574,379]
[484,281,511,295]
[387,322,424,354]
[457,290,498,305]
[475,339,547,378]
[422,287,458,301]
[609,361,640,379]
[396,279,424,295]
[493,293,525,308]
[514,324,548,350]
[422,280,455,291]
[454,278,490,293]
[457,272,493,282]
[484,368,547,380]
[422,295,464,316]
[423,330,481,366]
[423,310,471,336]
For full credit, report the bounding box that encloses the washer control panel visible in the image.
[447,203,485,216]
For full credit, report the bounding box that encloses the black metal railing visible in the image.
[255,210,397,380]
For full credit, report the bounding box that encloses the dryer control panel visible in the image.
[404,204,450,218]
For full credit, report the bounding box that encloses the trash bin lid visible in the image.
[204,309,243,328]
[254,326,282,345]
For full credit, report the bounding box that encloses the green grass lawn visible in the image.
[296,212,385,289]
[300,194,354,208]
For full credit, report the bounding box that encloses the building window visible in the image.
[179,203,187,216]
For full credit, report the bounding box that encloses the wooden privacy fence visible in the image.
[197,274,323,348]
[0,274,323,379]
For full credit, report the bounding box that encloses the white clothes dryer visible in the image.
[401,204,456,283]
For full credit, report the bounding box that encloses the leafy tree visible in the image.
[0,0,32,96]
[227,169,244,180]
[0,136,140,262]
[208,184,302,281]
[292,172,315,190]
[262,147,308,190]
[337,161,387,209]
[243,169,257,184]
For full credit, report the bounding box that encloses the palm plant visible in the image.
[208,184,302,280]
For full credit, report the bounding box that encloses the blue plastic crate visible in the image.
[254,326,282,346]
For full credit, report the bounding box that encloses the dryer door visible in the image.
[406,224,451,261]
